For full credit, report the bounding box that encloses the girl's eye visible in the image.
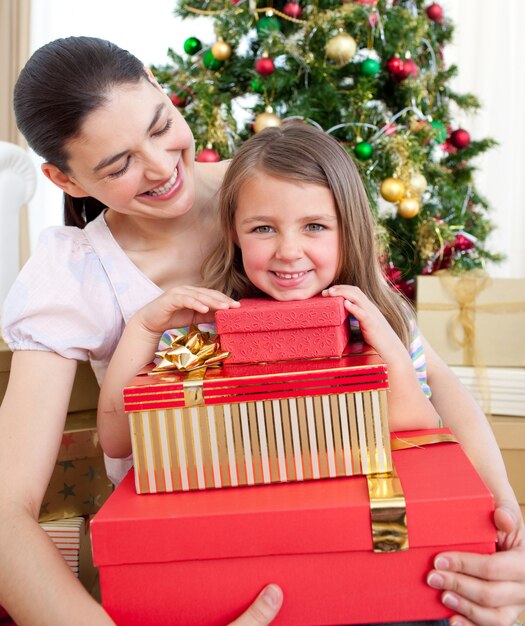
[108,157,131,179]
[153,118,173,137]
[253,225,274,233]
[305,223,325,232]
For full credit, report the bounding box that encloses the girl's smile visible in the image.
[234,172,340,301]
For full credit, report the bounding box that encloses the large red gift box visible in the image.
[91,429,496,626]
[215,296,350,363]
[125,348,391,493]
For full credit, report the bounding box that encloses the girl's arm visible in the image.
[98,286,239,459]
[422,335,525,626]
[323,285,439,430]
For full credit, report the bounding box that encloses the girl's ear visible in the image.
[41,163,89,198]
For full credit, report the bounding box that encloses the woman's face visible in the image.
[59,78,196,220]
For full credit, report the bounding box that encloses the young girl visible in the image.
[98,123,441,462]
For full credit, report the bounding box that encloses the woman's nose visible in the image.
[143,146,174,181]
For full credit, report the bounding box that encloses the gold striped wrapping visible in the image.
[129,389,391,494]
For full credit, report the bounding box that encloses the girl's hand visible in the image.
[133,286,240,337]
[322,285,405,364]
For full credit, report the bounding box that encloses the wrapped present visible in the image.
[125,344,391,494]
[215,296,351,363]
[91,429,496,626]
[416,272,525,367]
[0,339,100,411]
[39,410,113,522]
[491,413,525,508]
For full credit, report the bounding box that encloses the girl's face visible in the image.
[50,78,196,220]
[234,172,340,301]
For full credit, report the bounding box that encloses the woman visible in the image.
[1,36,523,626]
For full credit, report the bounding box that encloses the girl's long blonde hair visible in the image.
[203,123,413,348]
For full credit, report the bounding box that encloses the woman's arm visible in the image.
[0,351,283,625]
[98,286,240,459]
[323,286,440,430]
[0,351,116,625]
[423,335,525,626]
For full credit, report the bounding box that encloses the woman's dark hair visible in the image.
[14,36,148,227]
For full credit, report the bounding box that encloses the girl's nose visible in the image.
[275,235,303,261]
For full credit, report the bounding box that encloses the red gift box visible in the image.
[214,296,351,363]
[125,348,391,493]
[91,429,495,626]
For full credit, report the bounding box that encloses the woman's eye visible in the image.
[108,158,130,179]
[153,118,173,137]
[305,223,325,232]
[253,225,274,233]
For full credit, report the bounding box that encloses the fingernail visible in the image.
[261,584,282,609]
[427,572,444,589]
[442,592,459,609]
[434,556,450,570]
[450,619,464,626]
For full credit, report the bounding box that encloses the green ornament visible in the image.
[256,15,281,36]
[360,58,381,77]
[251,78,265,94]
[354,141,373,160]
[430,120,447,143]
[183,37,202,56]
[203,49,224,71]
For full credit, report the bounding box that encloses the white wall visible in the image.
[26,0,524,277]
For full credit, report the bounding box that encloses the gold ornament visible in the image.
[398,197,421,219]
[253,108,282,133]
[380,177,406,203]
[211,39,232,61]
[409,173,427,195]
[326,32,357,66]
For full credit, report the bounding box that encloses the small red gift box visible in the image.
[125,348,391,493]
[91,429,495,626]
[214,296,350,363]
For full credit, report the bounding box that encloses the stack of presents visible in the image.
[0,346,112,623]
[417,272,525,518]
[89,296,496,626]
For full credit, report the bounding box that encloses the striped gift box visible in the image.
[125,349,392,494]
[40,517,86,576]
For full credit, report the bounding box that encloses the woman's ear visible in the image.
[41,163,89,198]
[144,66,164,92]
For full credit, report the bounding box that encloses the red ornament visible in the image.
[354,0,377,4]
[454,233,475,252]
[400,59,419,79]
[449,128,471,150]
[255,57,275,76]
[368,11,379,27]
[170,86,193,108]
[196,148,220,163]
[426,3,444,22]
[386,57,404,77]
[283,1,302,18]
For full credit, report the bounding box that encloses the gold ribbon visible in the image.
[367,432,459,553]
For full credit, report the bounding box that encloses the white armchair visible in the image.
[0,141,36,307]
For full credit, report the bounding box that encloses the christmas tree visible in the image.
[152,0,501,298]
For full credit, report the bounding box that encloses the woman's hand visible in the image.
[428,500,525,626]
[133,286,240,337]
[229,585,283,626]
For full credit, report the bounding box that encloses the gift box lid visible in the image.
[215,295,347,334]
[91,429,495,567]
[124,348,388,412]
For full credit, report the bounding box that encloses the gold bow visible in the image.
[150,326,230,374]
